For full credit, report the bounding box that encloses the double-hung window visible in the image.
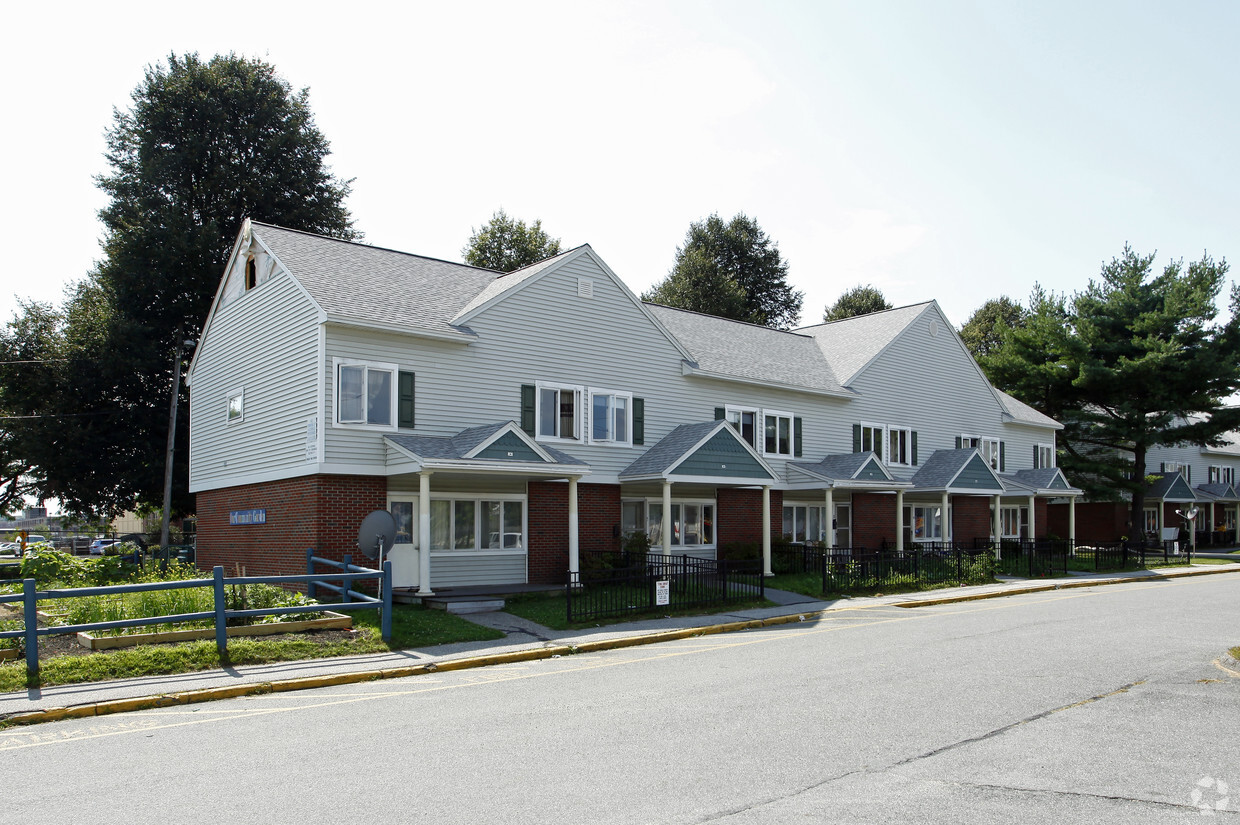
[725,407,759,448]
[336,360,398,427]
[1000,506,1027,540]
[887,427,913,466]
[860,423,884,456]
[537,384,583,441]
[961,434,1003,470]
[1209,465,1236,485]
[590,389,632,445]
[1035,443,1055,469]
[763,411,794,456]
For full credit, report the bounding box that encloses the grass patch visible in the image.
[0,603,502,692]
[1189,556,1240,565]
[504,591,772,631]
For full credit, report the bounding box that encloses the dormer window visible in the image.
[245,256,257,291]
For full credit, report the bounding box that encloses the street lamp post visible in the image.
[159,338,196,568]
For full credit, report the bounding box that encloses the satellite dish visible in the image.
[357,510,397,560]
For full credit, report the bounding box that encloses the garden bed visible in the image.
[76,610,352,650]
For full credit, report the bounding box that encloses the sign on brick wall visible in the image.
[230,509,267,526]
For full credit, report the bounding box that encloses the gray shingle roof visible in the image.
[619,422,721,478]
[995,390,1061,429]
[253,223,500,337]
[1197,482,1237,500]
[910,448,976,488]
[788,452,890,482]
[386,424,587,466]
[644,305,850,396]
[1146,472,1197,501]
[452,247,584,322]
[795,303,931,385]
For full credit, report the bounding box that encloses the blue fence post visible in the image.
[342,554,352,603]
[23,578,38,684]
[306,548,317,600]
[381,559,393,642]
[213,566,228,659]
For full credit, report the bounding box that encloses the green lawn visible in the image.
[0,603,501,692]
[504,590,772,631]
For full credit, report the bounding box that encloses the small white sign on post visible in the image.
[655,579,670,607]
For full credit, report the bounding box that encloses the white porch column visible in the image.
[941,491,950,544]
[661,479,672,557]
[992,494,1002,559]
[1235,504,1239,546]
[824,487,834,547]
[416,471,433,596]
[895,490,905,555]
[1069,496,1077,545]
[568,476,580,579]
[1210,502,1216,546]
[762,485,772,576]
[1027,494,1037,541]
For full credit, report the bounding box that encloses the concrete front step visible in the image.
[423,596,507,614]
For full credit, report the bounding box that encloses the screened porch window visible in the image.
[646,500,715,547]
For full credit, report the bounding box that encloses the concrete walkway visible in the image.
[3,562,1238,724]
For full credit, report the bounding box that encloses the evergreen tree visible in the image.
[0,53,356,519]
[644,213,801,329]
[982,246,1240,533]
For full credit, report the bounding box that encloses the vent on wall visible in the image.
[578,278,594,298]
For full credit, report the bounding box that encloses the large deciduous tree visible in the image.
[462,209,563,272]
[0,53,357,520]
[959,296,1028,360]
[981,245,1240,535]
[644,213,801,329]
[823,284,893,322]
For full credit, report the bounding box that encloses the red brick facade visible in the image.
[852,492,897,550]
[526,481,623,585]
[196,475,386,578]
[716,487,783,547]
[951,495,992,546]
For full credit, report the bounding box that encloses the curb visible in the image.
[5,563,1238,727]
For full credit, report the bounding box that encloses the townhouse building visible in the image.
[187,221,1081,593]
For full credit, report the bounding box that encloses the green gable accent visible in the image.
[476,431,543,462]
[855,457,889,481]
[1047,473,1069,490]
[672,431,771,479]
[1163,474,1196,501]
[952,454,1003,490]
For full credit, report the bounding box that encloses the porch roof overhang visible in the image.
[909,448,1006,495]
[1196,482,1239,503]
[1000,467,1083,497]
[785,452,911,491]
[1145,471,1197,503]
[384,422,590,479]
[618,420,778,485]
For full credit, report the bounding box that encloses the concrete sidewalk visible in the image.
[3,562,1238,725]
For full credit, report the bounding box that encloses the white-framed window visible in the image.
[536,383,583,441]
[1226,507,1237,532]
[904,504,948,542]
[646,499,716,547]
[782,503,827,544]
[1210,465,1236,485]
[763,410,794,456]
[589,388,632,445]
[227,388,244,423]
[1035,443,1055,469]
[621,499,646,536]
[1162,461,1190,483]
[962,434,1002,470]
[335,359,397,428]
[725,406,759,448]
[860,422,884,457]
[429,496,525,551]
[1143,507,1160,537]
[887,426,913,466]
[1000,506,1027,540]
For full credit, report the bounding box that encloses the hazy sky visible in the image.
[3,0,1237,329]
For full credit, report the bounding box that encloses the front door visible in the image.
[388,497,419,588]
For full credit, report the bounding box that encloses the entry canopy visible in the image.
[385,421,589,478]
[619,421,777,485]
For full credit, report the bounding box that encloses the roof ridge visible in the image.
[794,300,933,333]
[643,302,813,338]
[251,221,503,274]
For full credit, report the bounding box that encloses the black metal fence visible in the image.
[770,542,996,594]
[567,551,764,623]
[970,538,1194,573]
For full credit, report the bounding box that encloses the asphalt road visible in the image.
[3,575,1238,824]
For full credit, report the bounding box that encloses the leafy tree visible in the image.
[644,213,801,329]
[823,284,893,322]
[0,53,356,519]
[981,245,1240,534]
[959,296,1028,360]
[462,209,562,272]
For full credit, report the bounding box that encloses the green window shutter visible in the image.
[1160,462,1166,472]
[398,371,416,429]
[955,436,962,449]
[714,407,726,421]
[1033,444,1039,469]
[875,436,881,460]
[852,423,861,453]
[520,385,536,435]
[794,417,803,458]
[999,441,1006,472]
[633,398,645,446]
[911,431,918,466]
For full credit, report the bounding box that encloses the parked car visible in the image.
[89,539,120,555]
